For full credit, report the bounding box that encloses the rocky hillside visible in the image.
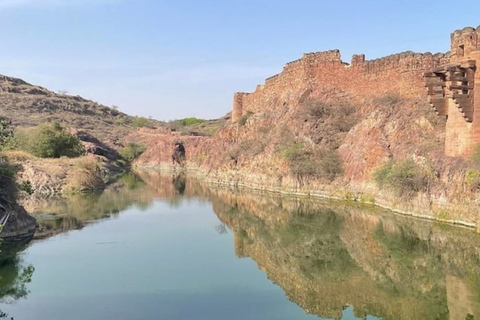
[0,75,163,147]
[130,84,479,226]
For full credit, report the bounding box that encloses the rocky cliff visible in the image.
[131,27,480,228]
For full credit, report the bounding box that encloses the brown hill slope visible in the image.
[0,75,163,147]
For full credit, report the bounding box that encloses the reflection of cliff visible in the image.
[22,173,156,238]
[209,188,480,320]
[22,171,212,239]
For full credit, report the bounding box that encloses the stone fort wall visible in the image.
[232,25,480,158]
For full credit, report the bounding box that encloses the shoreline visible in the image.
[134,163,479,231]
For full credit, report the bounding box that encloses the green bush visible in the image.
[180,117,207,126]
[15,122,84,158]
[0,117,15,151]
[120,143,146,162]
[132,116,149,128]
[374,159,430,197]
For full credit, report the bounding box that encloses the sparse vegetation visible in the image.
[132,116,150,128]
[64,157,103,193]
[238,111,253,127]
[15,122,85,158]
[470,143,480,169]
[373,93,404,106]
[228,139,266,160]
[120,143,147,162]
[374,159,431,197]
[180,117,207,126]
[279,141,342,182]
[168,116,225,137]
[295,99,357,150]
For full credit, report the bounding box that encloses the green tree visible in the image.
[0,117,15,151]
[17,122,85,158]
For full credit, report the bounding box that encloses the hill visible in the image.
[0,75,163,147]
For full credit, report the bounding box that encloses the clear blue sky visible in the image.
[0,0,479,121]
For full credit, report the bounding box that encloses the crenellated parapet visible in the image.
[302,49,342,63]
[354,51,448,74]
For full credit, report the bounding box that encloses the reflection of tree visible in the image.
[0,262,34,302]
[0,243,35,319]
[120,172,146,190]
[172,172,186,195]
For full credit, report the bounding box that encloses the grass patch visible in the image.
[64,157,104,193]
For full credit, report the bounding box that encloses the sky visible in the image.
[0,0,479,121]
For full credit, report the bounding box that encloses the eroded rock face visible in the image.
[71,129,121,161]
[172,142,186,166]
[0,201,36,242]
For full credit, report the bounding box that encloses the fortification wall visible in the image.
[232,48,448,122]
[231,26,480,158]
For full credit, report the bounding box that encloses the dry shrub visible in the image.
[280,142,342,182]
[373,93,404,107]
[64,157,104,193]
[228,139,266,160]
[3,150,35,162]
[296,99,357,149]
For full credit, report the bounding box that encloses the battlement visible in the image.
[353,51,448,73]
[265,73,281,86]
[303,49,342,62]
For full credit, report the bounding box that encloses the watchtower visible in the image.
[425,26,480,157]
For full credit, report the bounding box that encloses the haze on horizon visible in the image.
[0,0,479,121]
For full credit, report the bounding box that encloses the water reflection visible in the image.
[208,188,480,320]
[19,172,209,239]
[0,241,35,319]
[10,171,480,319]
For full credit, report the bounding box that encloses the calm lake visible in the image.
[1,172,480,320]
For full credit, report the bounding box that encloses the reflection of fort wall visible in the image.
[209,187,480,320]
[22,172,480,319]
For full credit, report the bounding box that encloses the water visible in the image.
[1,172,480,319]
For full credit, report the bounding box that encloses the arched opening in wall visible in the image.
[459,45,465,57]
